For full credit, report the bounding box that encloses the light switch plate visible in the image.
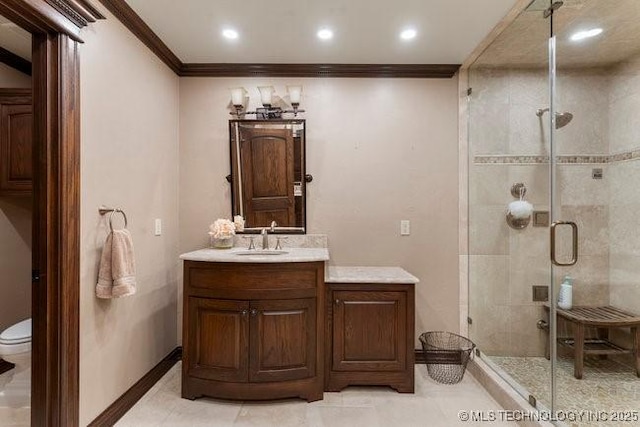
[154,219,162,236]
[400,220,410,236]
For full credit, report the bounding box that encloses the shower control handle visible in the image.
[550,221,578,266]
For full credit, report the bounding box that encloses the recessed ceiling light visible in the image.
[222,28,239,40]
[400,28,417,41]
[570,28,603,42]
[317,28,333,40]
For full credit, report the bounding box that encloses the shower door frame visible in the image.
[548,32,559,413]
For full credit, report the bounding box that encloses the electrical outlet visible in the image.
[154,219,162,236]
[400,220,410,236]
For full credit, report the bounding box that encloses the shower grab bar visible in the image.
[550,221,578,266]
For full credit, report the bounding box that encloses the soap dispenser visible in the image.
[557,275,573,310]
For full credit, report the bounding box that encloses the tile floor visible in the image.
[115,362,515,427]
[492,355,640,427]
[0,354,31,427]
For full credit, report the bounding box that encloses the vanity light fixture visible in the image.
[230,87,247,116]
[229,86,306,119]
[570,28,603,42]
[256,86,281,118]
[286,85,305,116]
[258,86,275,108]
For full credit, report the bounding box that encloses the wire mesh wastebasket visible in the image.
[419,331,476,384]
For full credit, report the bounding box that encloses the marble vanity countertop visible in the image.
[180,247,330,263]
[326,266,419,284]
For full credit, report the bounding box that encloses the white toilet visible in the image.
[0,318,32,366]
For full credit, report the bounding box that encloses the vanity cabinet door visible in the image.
[332,290,407,372]
[249,298,316,382]
[187,297,250,382]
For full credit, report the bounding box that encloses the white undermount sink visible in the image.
[235,250,289,256]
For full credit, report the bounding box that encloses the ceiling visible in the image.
[474,0,640,68]
[0,14,31,60]
[124,0,519,64]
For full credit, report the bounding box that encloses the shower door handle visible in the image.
[550,221,578,266]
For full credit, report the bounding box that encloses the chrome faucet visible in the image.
[260,222,278,249]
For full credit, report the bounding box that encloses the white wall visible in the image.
[0,198,31,332]
[78,7,180,425]
[609,54,640,322]
[179,77,460,344]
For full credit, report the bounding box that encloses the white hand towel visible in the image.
[96,229,137,299]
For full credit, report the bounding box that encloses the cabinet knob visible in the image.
[241,310,248,316]
[250,309,258,316]
[335,299,341,305]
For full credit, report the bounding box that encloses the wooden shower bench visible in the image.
[543,305,640,379]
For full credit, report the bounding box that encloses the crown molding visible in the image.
[0,0,101,41]
[44,0,105,28]
[0,46,32,75]
[98,0,460,78]
[180,63,460,78]
[98,0,181,74]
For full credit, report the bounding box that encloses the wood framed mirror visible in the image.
[229,119,307,233]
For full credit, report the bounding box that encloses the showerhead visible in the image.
[535,107,574,129]
[555,112,573,129]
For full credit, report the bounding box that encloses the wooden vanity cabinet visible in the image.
[325,283,415,393]
[182,261,324,402]
[0,89,33,196]
[250,297,317,383]
[186,298,249,383]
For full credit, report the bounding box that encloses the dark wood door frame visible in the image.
[0,1,102,426]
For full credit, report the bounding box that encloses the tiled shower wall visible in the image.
[468,66,613,357]
[608,55,640,347]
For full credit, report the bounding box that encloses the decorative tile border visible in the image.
[475,155,550,164]
[557,155,609,164]
[474,148,640,165]
[608,148,640,162]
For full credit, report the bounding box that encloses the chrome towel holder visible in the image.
[99,206,128,231]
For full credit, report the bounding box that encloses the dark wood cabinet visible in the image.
[187,298,249,383]
[326,283,415,393]
[250,298,316,383]
[182,261,324,402]
[0,89,32,196]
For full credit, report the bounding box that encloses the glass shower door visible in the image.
[550,1,640,421]
[467,0,555,412]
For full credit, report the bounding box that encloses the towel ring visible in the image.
[108,209,128,232]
